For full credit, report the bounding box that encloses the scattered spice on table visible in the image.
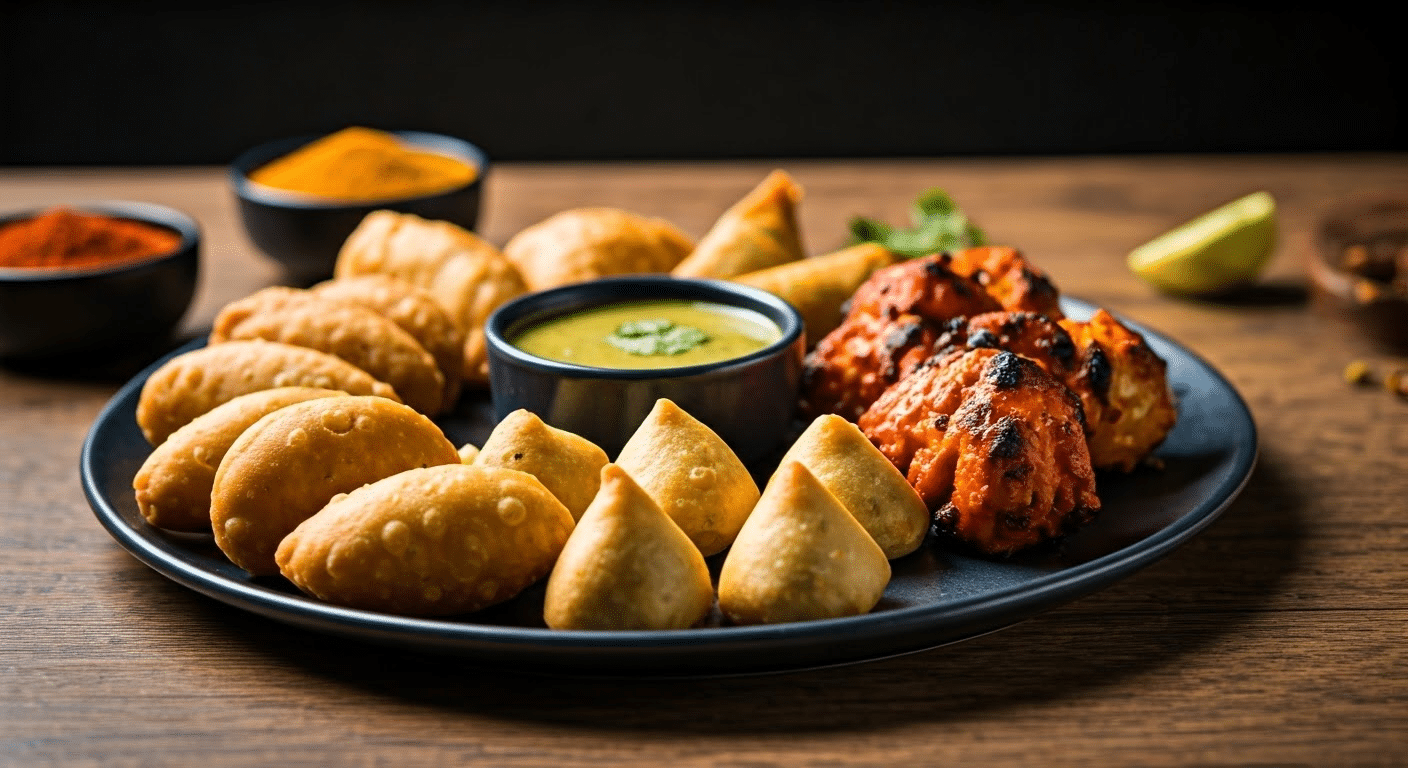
[247,126,477,201]
[0,208,182,270]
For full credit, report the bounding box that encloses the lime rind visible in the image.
[1128,191,1277,296]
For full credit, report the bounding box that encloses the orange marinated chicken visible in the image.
[949,246,1065,319]
[859,348,1100,555]
[1059,309,1178,472]
[801,253,1000,418]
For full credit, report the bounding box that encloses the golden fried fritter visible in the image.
[859,348,1100,555]
[1059,309,1178,472]
[949,246,1065,319]
[801,253,999,418]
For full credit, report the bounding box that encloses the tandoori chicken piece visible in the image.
[1059,309,1178,472]
[859,348,1100,555]
[949,246,1065,319]
[801,253,1000,418]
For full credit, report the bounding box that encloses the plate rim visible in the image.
[80,297,1258,674]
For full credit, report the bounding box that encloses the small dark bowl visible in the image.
[485,276,806,469]
[1308,195,1408,352]
[0,201,200,362]
[230,130,487,284]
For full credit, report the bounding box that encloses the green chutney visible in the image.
[512,299,781,370]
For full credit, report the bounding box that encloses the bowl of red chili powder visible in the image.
[0,201,199,361]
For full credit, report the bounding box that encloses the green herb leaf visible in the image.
[850,187,986,258]
[606,319,711,356]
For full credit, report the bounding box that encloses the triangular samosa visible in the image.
[672,170,806,279]
[777,414,930,559]
[474,409,608,521]
[614,398,759,556]
[544,464,715,630]
[717,461,890,625]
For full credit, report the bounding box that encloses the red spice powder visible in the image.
[0,208,183,270]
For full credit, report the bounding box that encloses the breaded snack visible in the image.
[309,274,466,412]
[210,286,445,416]
[672,170,805,279]
[136,340,400,446]
[718,461,890,625]
[732,242,897,346]
[210,396,461,575]
[133,387,348,532]
[544,464,713,631]
[503,207,694,291]
[457,443,479,463]
[473,409,609,521]
[614,398,759,557]
[276,464,575,617]
[776,414,929,559]
[335,209,528,386]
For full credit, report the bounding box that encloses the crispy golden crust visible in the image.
[544,464,713,631]
[732,242,897,346]
[210,396,461,575]
[133,387,349,532]
[334,209,527,387]
[949,246,1065,319]
[210,286,445,415]
[277,464,574,617]
[474,409,610,522]
[717,461,890,625]
[672,169,805,279]
[1059,309,1178,472]
[503,207,694,291]
[136,340,400,446]
[309,275,466,412]
[860,349,1100,556]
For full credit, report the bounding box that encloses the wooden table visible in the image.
[3,156,1405,767]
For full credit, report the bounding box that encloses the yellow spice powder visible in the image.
[248,127,477,202]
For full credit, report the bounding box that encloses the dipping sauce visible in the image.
[513,299,781,369]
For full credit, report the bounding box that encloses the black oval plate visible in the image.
[81,299,1256,676]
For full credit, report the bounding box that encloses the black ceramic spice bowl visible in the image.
[485,276,806,468]
[230,130,487,284]
[0,201,200,361]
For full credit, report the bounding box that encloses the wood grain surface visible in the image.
[2,156,1406,767]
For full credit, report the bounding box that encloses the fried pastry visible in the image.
[732,242,897,346]
[717,461,890,625]
[335,209,528,386]
[309,274,466,411]
[473,409,609,521]
[210,286,445,415]
[777,414,929,559]
[133,387,348,532]
[672,169,805,279]
[502,207,694,291]
[136,340,400,446]
[544,464,714,631]
[276,464,574,617]
[210,395,461,575]
[614,398,759,556]
[457,443,479,463]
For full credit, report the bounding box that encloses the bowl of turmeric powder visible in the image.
[231,127,487,284]
[0,201,200,361]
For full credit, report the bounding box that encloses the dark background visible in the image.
[3,1,1401,165]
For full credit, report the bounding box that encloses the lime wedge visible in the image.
[1128,191,1277,295]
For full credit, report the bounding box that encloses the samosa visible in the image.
[544,464,715,631]
[615,398,759,556]
[672,169,806,279]
[475,409,609,521]
[717,461,890,625]
[776,414,929,559]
